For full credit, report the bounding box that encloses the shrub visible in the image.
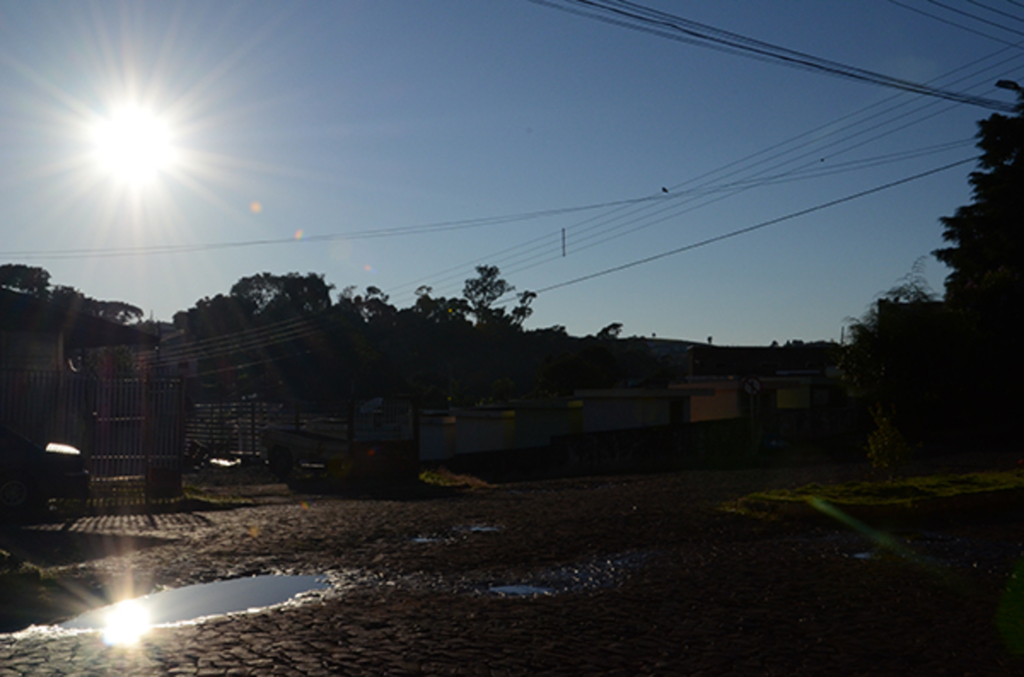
[866,404,913,478]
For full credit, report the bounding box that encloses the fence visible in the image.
[185,398,417,459]
[187,401,288,458]
[0,370,185,488]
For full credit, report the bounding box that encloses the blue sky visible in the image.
[0,0,1021,345]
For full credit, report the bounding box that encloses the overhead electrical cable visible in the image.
[157,320,325,364]
[504,101,971,276]
[399,36,1024,300]
[924,0,1024,36]
[965,0,1024,25]
[156,313,331,363]
[530,157,976,295]
[527,0,1017,111]
[0,195,663,261]
[402,42,1024,302]
[889,0,1024,45]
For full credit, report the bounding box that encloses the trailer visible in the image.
[261,424,350,479]
[260,399,419,480]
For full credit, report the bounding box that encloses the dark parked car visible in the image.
[0,423,89,519]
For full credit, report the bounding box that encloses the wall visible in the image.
[0,331,62,371]
[440,419,752,481]
[513,401,583,448]
[454,409,515,454]
[420,414,456,461]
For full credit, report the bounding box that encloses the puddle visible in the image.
[477,552,652,598]
[60,574,330,640]
[456,524,503,532]
[799,530,1023,573]
[411,536,444,544]
[489,585,554,597]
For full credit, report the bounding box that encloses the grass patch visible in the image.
[418,467,491,490]
[181,485,256,508]
[743,470,1024,508]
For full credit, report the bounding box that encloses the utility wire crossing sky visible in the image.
[0,0,1020,344]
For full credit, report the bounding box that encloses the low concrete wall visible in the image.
[437,419,752,481]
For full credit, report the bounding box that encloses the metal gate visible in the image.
[0,370,185,486]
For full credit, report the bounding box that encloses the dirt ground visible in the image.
[1,453,1023,675]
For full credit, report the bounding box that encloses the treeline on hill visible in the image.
[0,263,144,325]
[171,265,672,407]
[0,261,672,406]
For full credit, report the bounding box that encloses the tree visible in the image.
[930,89,1024,431]
[837,267,976,438]
[0,264,50,297]
[536,346,619,396]
[411,286,471,324]
[230,272,333,321]
[90,300,144,325]
[509,291,536,328]
[463,265,514,325]
[463,265,535,329]
[933,90,1024,333]
[596,322,623,341]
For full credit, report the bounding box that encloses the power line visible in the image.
[0,195,665,261]
[532,157,976,295]
[965,0,1024,25]
[403,42,1023,302]
[889,0,1024,45]
[397,29,1024,300]
[925,0,1024,36]
[528,0,1017,111]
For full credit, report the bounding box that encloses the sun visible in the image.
[92,106,176,185]
[102,598,151,646]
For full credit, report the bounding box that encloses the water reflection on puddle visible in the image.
[61,575,329,639]
[489,585,554,597]
[454,525,501,533]
[481,552,651,598]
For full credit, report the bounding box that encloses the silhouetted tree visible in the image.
[931,89,1024,432]
[230,272,333,322]
[934,90,1024,335]
[0,264,50,297]
[412,286,472,324]
[596,322,623,340]
[838,267,977,439]
[536,346,619,396]
[0,264,143,324]
[509,291,536,328]
[463,264,514,325]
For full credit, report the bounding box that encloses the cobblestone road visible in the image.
[2,460,1023,675]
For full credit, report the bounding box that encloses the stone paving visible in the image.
[1,459,1023,675]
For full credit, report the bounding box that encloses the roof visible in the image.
[0,289,159,349]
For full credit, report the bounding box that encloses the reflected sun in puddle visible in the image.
[102,599,150,646]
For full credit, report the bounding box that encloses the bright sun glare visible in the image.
[92,106,176,185]
[102,599,151,646]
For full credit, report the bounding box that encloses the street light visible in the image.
[995,79,1022,92]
